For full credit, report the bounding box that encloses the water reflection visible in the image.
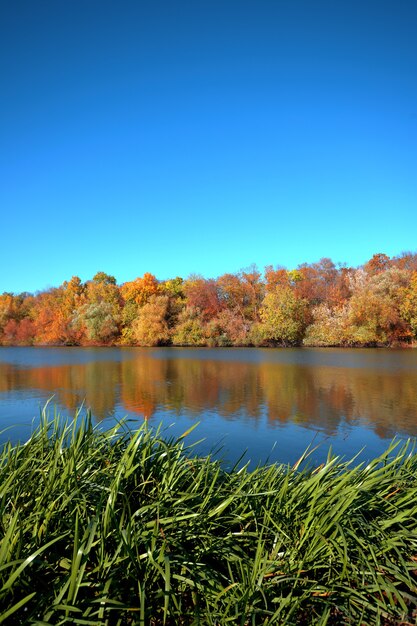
[0,349,417,446]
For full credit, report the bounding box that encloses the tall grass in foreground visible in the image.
[1,411,417,625]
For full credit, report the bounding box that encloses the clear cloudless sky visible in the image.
[1,0,416,293]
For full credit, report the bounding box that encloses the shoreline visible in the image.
[1,341,416,349]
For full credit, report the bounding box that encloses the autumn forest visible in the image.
[2,252,417,348]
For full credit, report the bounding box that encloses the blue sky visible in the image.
[1,0,416,293]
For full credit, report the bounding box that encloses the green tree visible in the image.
[259,287,307,345]
[171,307,205,346]
[72,302,119,344]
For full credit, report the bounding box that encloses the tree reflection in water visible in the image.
[1,349,417,444]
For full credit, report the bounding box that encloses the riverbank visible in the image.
[1,411,417,624]
[2,340,417,348]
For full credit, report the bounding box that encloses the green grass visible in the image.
[1,408,417,625]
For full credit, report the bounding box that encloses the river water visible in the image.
[1,346,417,466]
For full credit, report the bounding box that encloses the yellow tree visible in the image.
[86,272,120,307]
[400,271,417,340]
[303,304,350,346]
[120,273,160,344]
[131,295,170,346]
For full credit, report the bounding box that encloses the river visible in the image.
[1,346,417,466]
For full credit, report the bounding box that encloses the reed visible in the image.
[1,407,417,624]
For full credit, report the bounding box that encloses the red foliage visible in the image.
[184,277,222,321]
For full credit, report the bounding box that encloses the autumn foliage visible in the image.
[2,253,417,348]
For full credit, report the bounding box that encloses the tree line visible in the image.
[1,252,417,347]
